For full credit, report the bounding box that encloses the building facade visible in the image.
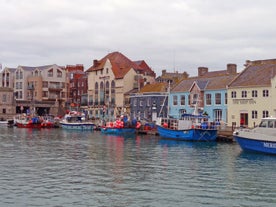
[129,82,168,122]
[86,52,156,121]
[169,64,238,123]
[0,87,16,120]
[0,67,16,88]
[228,59,276,128]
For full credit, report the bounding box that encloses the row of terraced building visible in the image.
[1,51,276,128]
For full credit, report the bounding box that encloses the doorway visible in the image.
[240,113,248,127]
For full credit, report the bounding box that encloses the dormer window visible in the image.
[57,69,62,78]
[48,69,53,77]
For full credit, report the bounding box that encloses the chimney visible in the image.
[198,67,208,76]
[162,69,166,76]
[226,64,237,74]
[93,59,98,66]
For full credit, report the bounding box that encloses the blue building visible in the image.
[169,65,238,123]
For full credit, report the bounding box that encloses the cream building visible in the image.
[0,67,16,88]
[14,65,67,103]
[86,52,156,120]
[227,59,276,128]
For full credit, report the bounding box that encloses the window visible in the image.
[57,70,62,78]
[140,100,143,106]
[180,95,185,105]
[43,82,48,88]
[241,90,247,98]
[48,69,53,77]
[215,93,221,105]
[192,94,198,103]
[252,110,257,119]
[206,94,211,105]
[262,110,269,118]
[263,90,269,97]
[214,109,222,122]
[231,91,236,98]
[225,93,227,105]
[147,98,150,106]
[19,91,22,99]
[106,68,109,74]
[173,95,177,105]
[2,94,7,102]
[42,91,48,97]
[252,90,258,97]
[133,98,137,106]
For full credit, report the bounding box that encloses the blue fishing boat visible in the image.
[156,114,218,141]
[233,117,276,154]
[60,111,95,130]
[100,116,137,135]
[100,127,136,135]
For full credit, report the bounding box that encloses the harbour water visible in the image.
[0,127,275,207]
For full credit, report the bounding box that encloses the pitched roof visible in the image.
[172,74,237,92]
[228,59,276,88]
[87,52,153,79]
[195,80,209,90]
[139,82,167,93]
[134,60,156,77]
[2,67,17,73]
[18,64,57,71]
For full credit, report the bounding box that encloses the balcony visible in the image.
[48,85,63,91]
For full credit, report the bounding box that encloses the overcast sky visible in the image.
[1,0,276,76]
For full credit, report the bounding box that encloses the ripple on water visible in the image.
[0,128,276,207]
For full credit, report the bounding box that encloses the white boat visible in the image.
[60,111,95,130]
[233,117,276,154]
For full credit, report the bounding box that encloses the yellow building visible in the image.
[228,59,276,128]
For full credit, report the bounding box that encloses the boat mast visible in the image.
[167,81,170,118]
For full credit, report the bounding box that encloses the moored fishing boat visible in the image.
[100,115,137,135]
[14,114,43,128]
[41,115,60,128]
[100,127,136,135]
[156,114,218,141]
[60,111,95,130]
[233,117,276,154]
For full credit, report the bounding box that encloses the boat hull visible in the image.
[101,127,136,135]
[234,135,276,154]
[60,122,95,130]
[157,125,217,141]
[16,123,42,128]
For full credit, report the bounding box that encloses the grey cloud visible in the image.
[1,0,276,76]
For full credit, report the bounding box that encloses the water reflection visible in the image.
[158,139,218,148]
[0,128,275,207]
